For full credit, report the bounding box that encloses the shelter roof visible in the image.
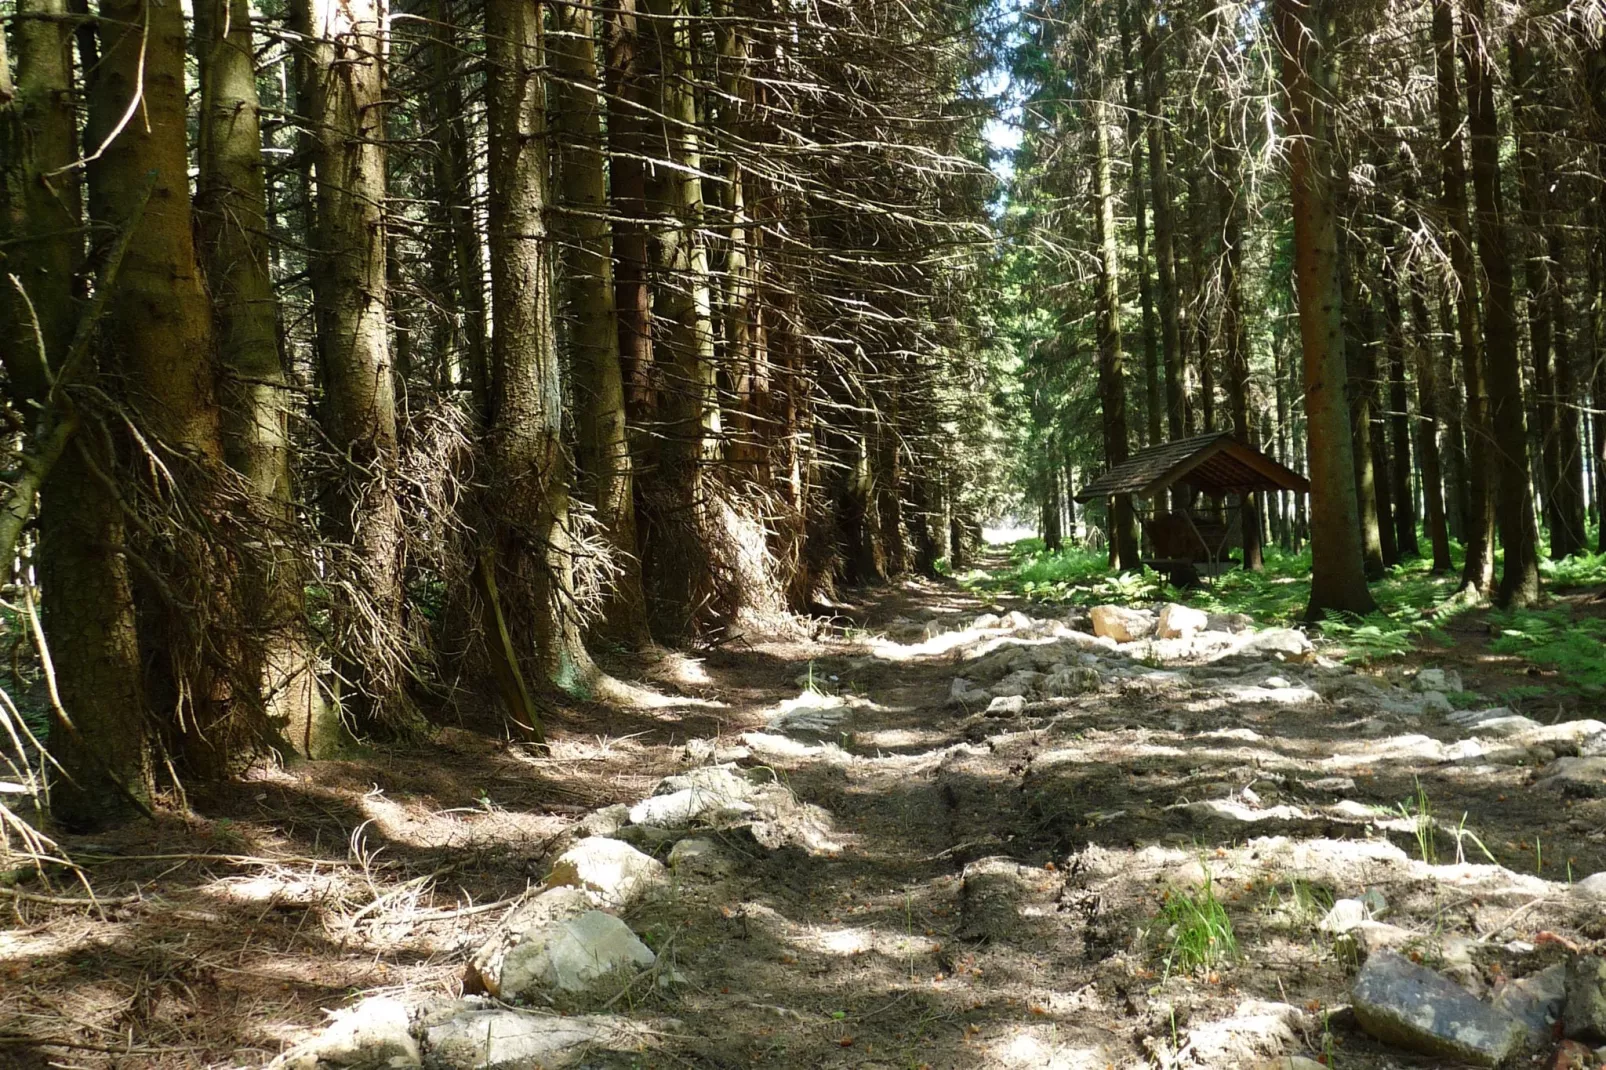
[1073,432,1310,502]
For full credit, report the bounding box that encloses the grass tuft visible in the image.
[1158,873,1237,977]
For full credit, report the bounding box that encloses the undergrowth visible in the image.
[1157,873,1237,977]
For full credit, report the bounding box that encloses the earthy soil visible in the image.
[4,553,1605,1069]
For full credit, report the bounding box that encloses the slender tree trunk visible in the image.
[296,0,419,728]
[1342,251,1387,577]
[1383,263,1418,559]
[428,0,489,417]
[1213,105,1260,570]
[1275,0,1377,619]
[1,0,149,827]
[1434,0,1496,595]
[196,0,328,756]
[1462,0,1539,606]
[1409,270,1454,571]
[1122,8,1160,448]
[1140,14,1184,447]
[641,0,721,635]
[553,0,649,645]
[1093,62,1139,570]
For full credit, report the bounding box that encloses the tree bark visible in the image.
[1139,13,1184,447]
[1461,0,1539,607]
[485,0,596,694]
[1408,269,1453,572]
[641,0,721,635]
[1275,0,1377,619]
[196,0,329,756]
[1,0,149,828]
[552,0,649,645]
[295,0,417,727]
[1212,100,1261,570]
[1093,59,1139,570]
[1122,7,1160,448]
[1434,0,1495,595]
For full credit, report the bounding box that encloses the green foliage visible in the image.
[1396,779,1437,864]
[1541,550,1606,590]
[1158,874,1237,977]
[1489,606,1606,695]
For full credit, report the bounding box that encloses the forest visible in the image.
[3,0,1606,1066]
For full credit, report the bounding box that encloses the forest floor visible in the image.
[4,548,1606,1069]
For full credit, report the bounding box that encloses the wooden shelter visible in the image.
[1074,433,1309,584]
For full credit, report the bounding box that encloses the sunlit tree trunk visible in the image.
[1139,13,1183,446]
[1122,7,1159,448]
[485,0,596,693]
[296,0,416,728]
[1275,0,1377,618]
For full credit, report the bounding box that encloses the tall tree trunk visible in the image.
[1213,104,1261,570]
[1,0,149,827]
[196,0,329,756]
[642,0,721,635]
[1383,259,1418,559]
[552,0,649,645]
[1434,0,1495,595]
[1409,270,1453,571]
[1342,252,1387,577]
[1552,225,1588,558]
[485,0,596,695]
[1122,8,1160,447]
[1093,61,1140,570]
[1139,13,1184,446]
[92,0,252,777]
[296,0,415,728]
[1275,0,1377,619]
[1461,0,1539,606]
[427,0,489,417]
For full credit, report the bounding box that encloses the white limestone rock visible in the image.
[1156,602,1209,640]
[546,837,668,908]
[267,996,421,1069]
[497,911,655,1001]
[1089,605,1157,643]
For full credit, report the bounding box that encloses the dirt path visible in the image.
[5,560,1606,1068]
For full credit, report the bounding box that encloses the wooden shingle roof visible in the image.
[1074,432,1310,502]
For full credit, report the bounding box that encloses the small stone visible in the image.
[1089,605,1157,643]
[1003,610,1034,631]
[1305,776,1356,793]
[1570,872,1606,902]
[1043,666,1100,697]
[1351,950,1525,1066]
[1565,956,1606,1043]
[628,765,758,829]
[497,911,655,1001]
[576,804,629,838]
[765,703,848,742]
[985,695,1025,718]
[973,613,1002,630]
[667,836,732,879]
[1318,898,1368,934]
[1252,1059,1328,1070]
[1207,611,1255,633]
[1359,887,1389,919]
[1493,963,1566,1044]
[1417,690,1454,715]
[1156,602,1209,640]
[546,837,668,908]
[1415,667,1463,694]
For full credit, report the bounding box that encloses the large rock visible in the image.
[268,996,420,1069]
[1182,1000,1308,1066]
[1156,602,1209,640]
[416,1001,645,1069]
[1235,628,1314,663]
[546,837,668,908]
[765,696,849,742]
[1351,951,1526,1067]
[465,887,595,997]
[1415,667,1464,694]
[1563,955,1606,1043]
[985,695,1025,718]
[1492,963,1565,1044]
[1089,605,1156,643]
[497,911,655,1001]
[1042,666,1100,697]
[1534,757,1606,797]
[628,764,759,828]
